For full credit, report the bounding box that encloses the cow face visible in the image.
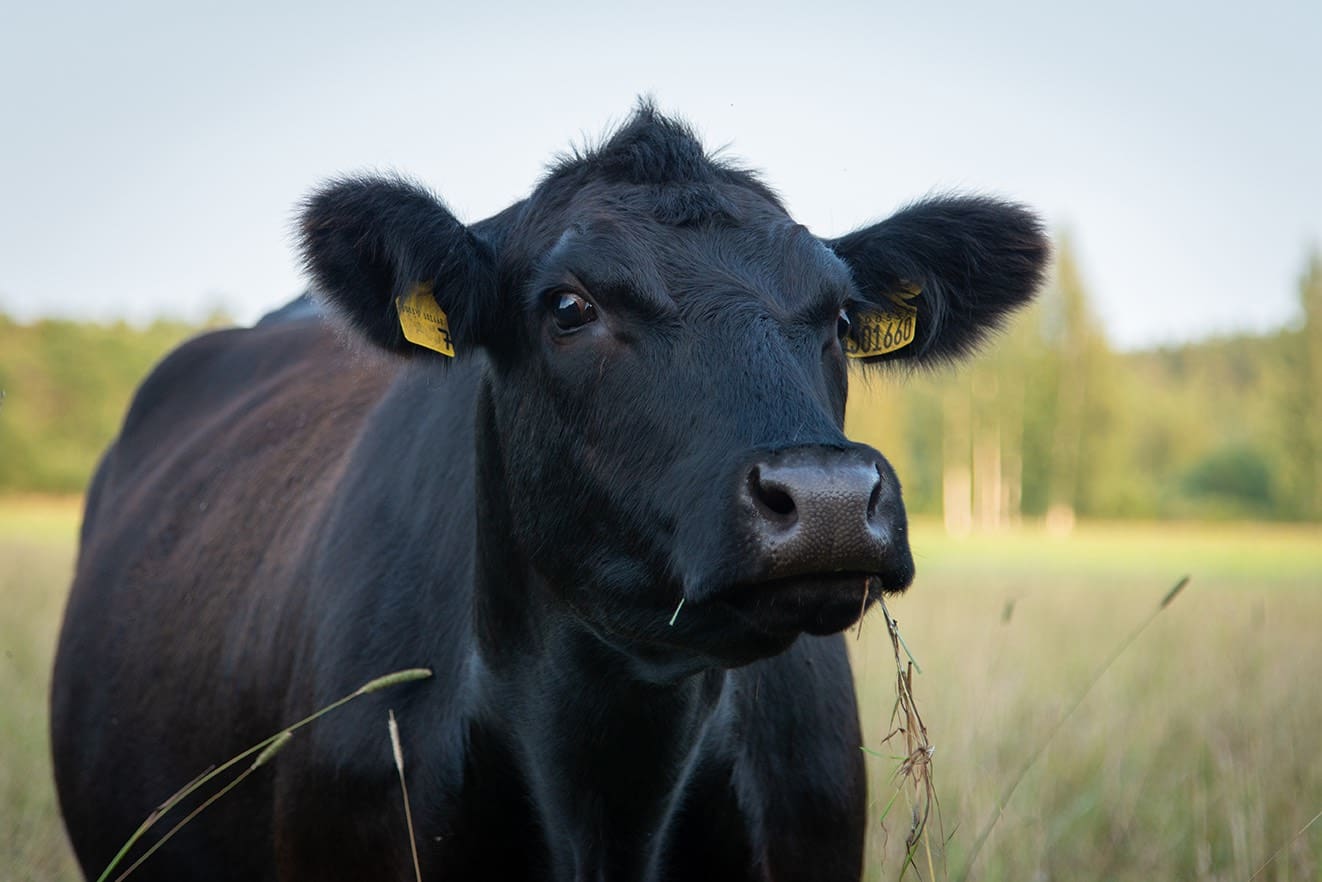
[301,106,1048,668]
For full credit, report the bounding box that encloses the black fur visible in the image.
[827,195,1050,364]
[53,105,1048,882]
[546,102,784,224]
[300,175,500,353]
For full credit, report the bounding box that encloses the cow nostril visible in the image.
[761,486,796,517]
[749,467,797,521]
[866,467,883,521]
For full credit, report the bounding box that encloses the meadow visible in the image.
[2,497,1319,881]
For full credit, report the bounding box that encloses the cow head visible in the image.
[301,105,1048,669]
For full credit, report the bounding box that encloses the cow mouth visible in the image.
[716,571,890,637]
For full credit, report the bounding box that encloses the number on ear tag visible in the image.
[845,285,919,358]
[395,282,456,357]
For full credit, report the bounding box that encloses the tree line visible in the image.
[1,245,1318,523]
[0,315,214,493]
[848,242,1322,526]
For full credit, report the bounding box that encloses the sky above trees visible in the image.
[1,0,1318,349]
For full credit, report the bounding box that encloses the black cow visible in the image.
[51,105,1047,881]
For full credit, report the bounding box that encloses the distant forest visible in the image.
[2,243,1319,523]
[848,243,1322,525]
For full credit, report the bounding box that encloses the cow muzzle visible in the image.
[712,444,914,638]
[745,446,909,579]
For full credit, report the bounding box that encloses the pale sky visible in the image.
[2,0,1318,349]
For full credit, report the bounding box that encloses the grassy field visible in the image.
[1,497,84,881]
[855,521,1322,880]
[2,497,1319,880]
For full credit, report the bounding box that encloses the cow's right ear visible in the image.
[299,176,498,357]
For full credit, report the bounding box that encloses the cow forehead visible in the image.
[531,209,854,317]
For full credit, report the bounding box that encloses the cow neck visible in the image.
[470,380,729,882]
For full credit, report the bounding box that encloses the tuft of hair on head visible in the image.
[542,98,785,226]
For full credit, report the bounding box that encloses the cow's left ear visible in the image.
[826,196,1050,365]
[299,175,500,358]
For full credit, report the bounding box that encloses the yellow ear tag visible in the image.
[845,284,920,359]
[395,282,456,357]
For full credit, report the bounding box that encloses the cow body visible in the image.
[53,106,1047,881]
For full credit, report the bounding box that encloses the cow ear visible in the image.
[827,196,1050,365]
[299,176,499,357]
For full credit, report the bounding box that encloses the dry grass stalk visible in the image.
[389,710,423,882]
[954,576,1191,882]
[112,732,294,882]
[668,596,685,626]
[878,590,945,881]
[1248,805,1322,880]
[96,666,433,882]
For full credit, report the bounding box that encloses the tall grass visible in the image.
[0,497,81,881]
[855,521,1322,880]
[2,499,1319,880]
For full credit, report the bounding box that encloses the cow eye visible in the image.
[836,308,852,342]
[547,291,598,331]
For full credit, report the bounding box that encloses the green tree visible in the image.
[0,315,206,493]
[1037,237,1118,525]
[1278,251,1322,519]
